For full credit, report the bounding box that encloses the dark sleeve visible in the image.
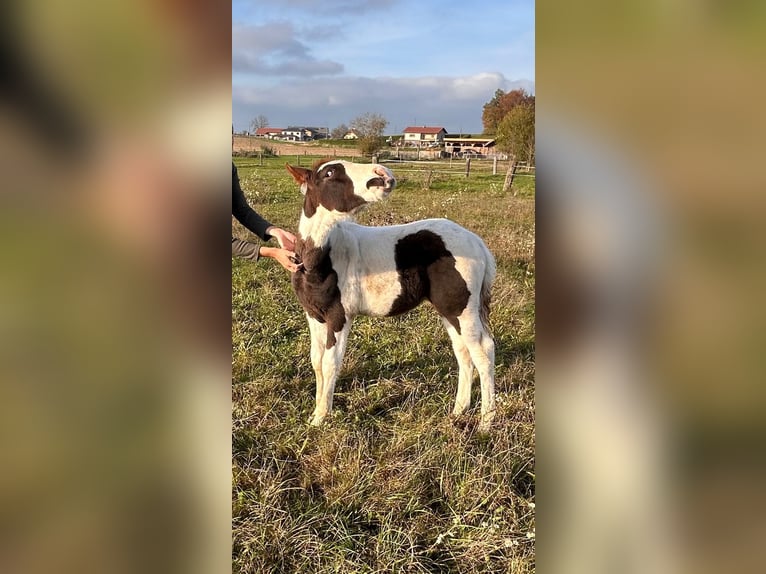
[232,163,273,241]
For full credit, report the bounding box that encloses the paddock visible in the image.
[232,155,535,573]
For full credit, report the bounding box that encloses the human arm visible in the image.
[232,163,273,240]
[231,237,261,261]
[232,165,298,250]
[231,237,300,272]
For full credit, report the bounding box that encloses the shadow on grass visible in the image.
[335,332,533,384]
[242,331,533,433]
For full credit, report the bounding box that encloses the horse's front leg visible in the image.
[311,320,352,426]
[307,316,327,424]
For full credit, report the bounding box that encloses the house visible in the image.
[280,126,328,142]
[304,127,329,140]
[281,127,309,141]
[402,126,448,146]
[443,136,496,157]
[254,127,283,139]
[343,130,359,140]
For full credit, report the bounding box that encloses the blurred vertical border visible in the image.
[0,1,231,573]
[538,1,766,573]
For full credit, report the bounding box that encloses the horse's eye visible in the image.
[325,169,333,178]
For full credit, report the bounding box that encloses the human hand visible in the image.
[266,226,297,251]
[260,246,302,273]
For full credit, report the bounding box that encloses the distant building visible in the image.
[343,130,359,140]
[304,127,329,140]
[254,127,283,139]
[280,127,305,141]
[280,126,328,141]
[402,126,448,146]
[443,136,496,157]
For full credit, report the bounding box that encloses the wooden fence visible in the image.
[379,157,535,180]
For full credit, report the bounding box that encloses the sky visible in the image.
[232,0,534,135]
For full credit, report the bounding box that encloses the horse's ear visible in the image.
[286,164,311,195]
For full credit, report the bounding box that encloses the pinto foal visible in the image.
[287,159,497,430]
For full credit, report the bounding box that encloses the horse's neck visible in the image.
[298,205,352,247]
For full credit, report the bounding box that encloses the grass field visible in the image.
[232,156,535,573]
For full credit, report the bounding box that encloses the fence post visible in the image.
[465,157,471,178]
[259,152,263,166]
[502,157,518,193]
[372,155,378,164]
[424,170,433,190]
[296,155,300,166]
[493,157,498,175]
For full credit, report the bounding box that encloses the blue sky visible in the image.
[232,0,534,134]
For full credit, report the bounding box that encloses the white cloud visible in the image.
[232,22,344,76]
[233,73,534,133]
[451,73,512,100]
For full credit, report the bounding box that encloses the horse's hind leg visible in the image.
[478,331,496,430]
[460,317,496,431]
[442,318,475,416]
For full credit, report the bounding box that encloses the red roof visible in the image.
[255,127,283,135]
[403,126,446,134]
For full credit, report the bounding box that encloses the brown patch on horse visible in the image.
[387,230,471,332]
[291,236,346,348]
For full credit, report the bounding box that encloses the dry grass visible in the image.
[232,156,535,573]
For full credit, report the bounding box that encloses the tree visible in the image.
[495,102,535,193]
[249,115,269,133]
[349,113,388,156]
[331,123,349,139]
[481,89,534,135]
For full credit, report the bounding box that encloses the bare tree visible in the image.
[249,115,269,134]
[331,123,349,139]
[350,113,388,156]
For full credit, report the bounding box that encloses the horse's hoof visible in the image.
[477,413,495,433]
[309,413,325,426]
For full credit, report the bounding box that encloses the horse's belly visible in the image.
[355,271,402,316]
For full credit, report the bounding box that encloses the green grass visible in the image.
[232,156,535,573]
[315,138,364,148]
